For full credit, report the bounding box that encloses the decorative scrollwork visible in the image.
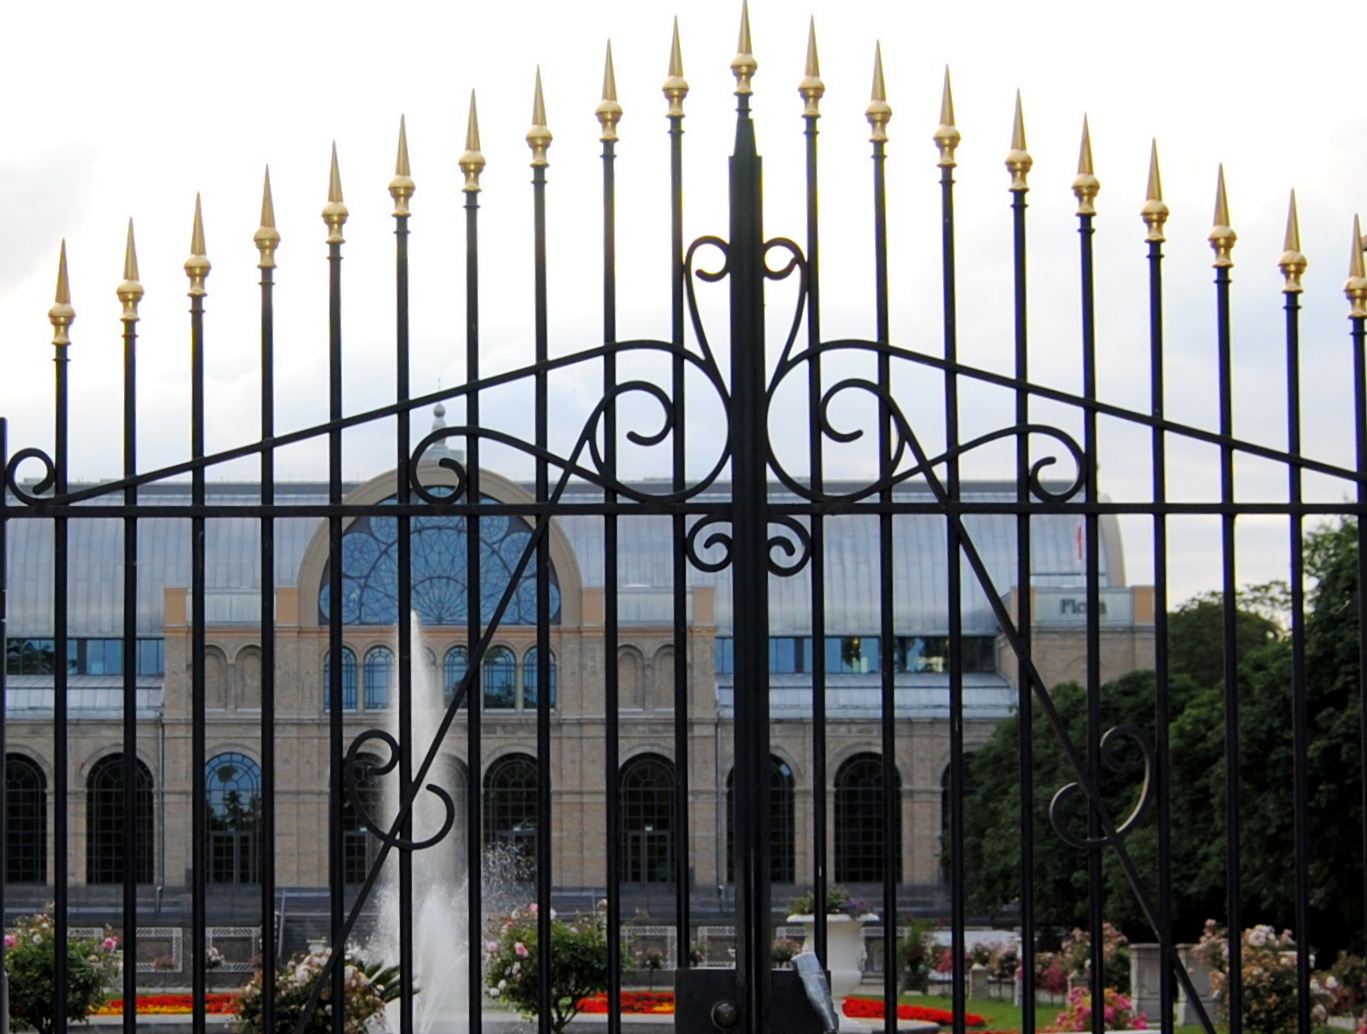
[5,448,57,505]
[344,729,456,853]
[686,513,733,573]
[767,514,811,576]
[1047,724,1154,850]
[684,236,730,370]
[408,432,470,504]
[762,238,808,376]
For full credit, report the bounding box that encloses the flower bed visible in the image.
[92,993,237,1015]
[842,996,987,1025]
[576,991,676,1014]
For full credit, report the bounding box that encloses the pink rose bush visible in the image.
[484,903,614,1034]
[1051,986,1147,1031]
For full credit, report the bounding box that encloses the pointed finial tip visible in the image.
[389,114,416,216]
[117,218,144,323]
[798,17,824,118]
[527,67,553,167]
[865,42,892,143]
[934,66,960,167]
[664,18,689,117]
[1278,189,1306,293]
[731,0,758,96]
[460,90,486,193]
[255,167,281,269]
[48,239,75,344]
[1209,165,1236,268]
[1345,214,1367,318]
[1072,115,1100,216]
[1141,139,1169,242]
[185,193,212,295]
[597,40,624,141]
[1005,91,1032,192]
[322,143,349,243]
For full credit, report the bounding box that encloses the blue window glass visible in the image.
[137,639,165,675]
[444,646,469,707]
[523,647,556,709]
[323,647,358,711]
[484,647,516,710]
[363,647,392,710]
[205,752,262,884]
[825,636,879,674]
[318,496,561,627]
[768,637,811,674]
[714,638,734,675]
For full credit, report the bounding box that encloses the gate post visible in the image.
[727,18,774,1033]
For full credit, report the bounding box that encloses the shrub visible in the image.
[4,913,120,1034]
[788,885,872,918]
[897,920,937,992]
[1060,923,1131,993]
[1192,921,1334,1034]
[1051,986,1147,1031]
[234,948,401,1034]
[484,904,614,1034]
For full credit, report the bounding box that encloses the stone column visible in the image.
[1129,943,1162,1022]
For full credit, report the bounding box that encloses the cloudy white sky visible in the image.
[1,0,1364,605]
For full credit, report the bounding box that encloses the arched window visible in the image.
[363,647,393,710]
[835,753,901,883]
[725,756,796,884]
[5,755,46,883]
[87,754,153,884]
[484,754,538,881]
[620,754,675,884]
[444,646,469,706]
[323,646,357,711]
[342,752,384,885]
[319,497,561,627]
[483,647,517,710]
[523,647,556,709]
[940,754,976,883]
[206,753,262,884]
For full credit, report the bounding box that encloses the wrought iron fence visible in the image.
[2,8,1366,1034]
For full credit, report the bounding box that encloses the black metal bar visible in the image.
[532,148,553,1034]
[53,328,70,1034]
[120,261,140,1034]
[326,225,346,1034]
[1352,309,1367,1019]
[1215,259,1242,1034]
[190,274,209,1034]
[1009,181,1030,1034]
[728,90,773,1033]
[601,121,623,1034]
[803,80,828,962]
[395,194,415,1034]
[463,154,484,1034]
[258,236,278,1034]
[1146,231,1175,1034]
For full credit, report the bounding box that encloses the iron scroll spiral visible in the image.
[5,448,58,505]
[1047,724,1156,850]
[344,729,456,853]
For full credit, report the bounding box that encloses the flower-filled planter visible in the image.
[785,912,879,1006]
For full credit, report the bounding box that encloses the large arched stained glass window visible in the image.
[206,753,262,884]
[835,753,901,883]
[621,755,675,884]
[6,755,46,883]
[87,754,154,884]
[363,647,392,710]
[484,754,538,881]
[725,756,796,884]
[319,498,561,627]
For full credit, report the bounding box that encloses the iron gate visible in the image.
[3,10,1367,1034]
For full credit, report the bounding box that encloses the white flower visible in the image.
[1247,927,1269,947]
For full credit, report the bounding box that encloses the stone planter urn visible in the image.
[787,912,879,1009]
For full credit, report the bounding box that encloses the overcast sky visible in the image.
[1,0,1363,606]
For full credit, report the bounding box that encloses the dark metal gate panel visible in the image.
[3,12,1367,1034]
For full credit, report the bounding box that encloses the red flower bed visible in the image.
[576,991,675,1014]
[842,996,986,1026]
[92,993,237,1016]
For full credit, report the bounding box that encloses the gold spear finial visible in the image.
[49,239,75,346]
[798,17,824,118]
[1141,139,1169,243]
[731,0,757,96]
[255,167,281,270]
[527,67,553,167]
[1072,115,1100,216]
[459,91,486,193]
[1006,91,1031,192]
[185,193,211,296]
[933,66,960,168]
[865,42,891,143]
[1278,190,1307,294]
[1209,165,1236,268]
[1345,214,1367,319]
[389,115,416,217]
[597,41,623,142]
[322,143,349,244]
[663,18,689,118]
[117,219,143,323]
